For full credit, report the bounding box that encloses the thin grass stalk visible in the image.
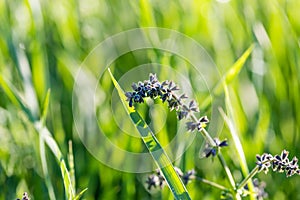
[39,135,56,200]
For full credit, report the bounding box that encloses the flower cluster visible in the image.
[242,178,268,200]
[256,149,300,177]
[125,73,209,131]
[252,178,268,200]
[145,167,196,190]
[202,138,228,158]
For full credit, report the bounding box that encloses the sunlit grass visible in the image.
[1,0,300,199]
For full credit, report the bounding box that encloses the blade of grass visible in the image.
[41,89,51,125]
[139,0,156,27]
[68,140,76,193]
[39,134,56,200]
[108,68,191,200]
[39,88,56,200]
[0,75,35,121]
[35,122,75,200]
[221,87,255,200]
[73,188,88,200]
[200,44,255,110]
[0,76,75,199]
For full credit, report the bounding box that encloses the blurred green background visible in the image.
[0,0,300,199]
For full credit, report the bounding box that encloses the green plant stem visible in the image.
[195,177,228,191]
[197,125,237,192]
[238,157,275,192]
[190,114,216,146]
[171,88,240,199]
[237,166,259,191]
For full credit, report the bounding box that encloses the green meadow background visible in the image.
[0,0,300,199]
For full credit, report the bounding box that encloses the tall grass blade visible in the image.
[221,87,255,200]
[68,140,76,193]
[73,188,88,200]
[108,68,191,200]
[0,76,75,199]
[0,75,35,121]
[224,44,255,84]
[139,0,156,27]
[39,135,56,200]
[35,122,75,200]
[41,89,51,125]
[200,44,255,109]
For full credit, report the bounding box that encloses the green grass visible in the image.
[1,0,300,199]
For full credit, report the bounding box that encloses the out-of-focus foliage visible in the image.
[0,0,300,199]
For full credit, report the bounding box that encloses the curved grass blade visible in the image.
[41,89,51,125]
[35,122,75,200]
[220,89,255,200]
[68,140,76,193]
[0,75,35,121]
[108,68,191,200]
[200,44,255,109]
[39,133,56,200]
[73,188,88,200]
[0,76,75,199]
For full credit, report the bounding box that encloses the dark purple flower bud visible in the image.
[161,80,169,86]
[199,116,209,123]
[218,139,228,147]
[182,169,196,184]
[145,175,160,190]
[179,94,188,100]
[177,110,188,120]
[131,83,138,91]
[186,121,198,132]
[174,167,184,177]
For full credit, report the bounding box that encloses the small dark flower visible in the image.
[188,100,199,112]
[167,98,181,111]
[145,175,160,190]
[199,116,209,124]
[132,93,144,104]
[17,192,30,200]
[22,193,30,200]
[168,81,179,92]
[161,92,171,102]
[186,121,198,132]
[244,178,268,200]
[174,167,184,177]
[179,93,188,100]
[289,156,298,168]
[131,83,138,91]
[155,169,166,188]
[214,138,228,147]
[253,178,268,200]
[149,73,158,84]
[203,138,228,158]
[182,169,196,184]
[186,116,209,132]
[256,153,273,174]
[272,150,290,174]
[177,110,189,120]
